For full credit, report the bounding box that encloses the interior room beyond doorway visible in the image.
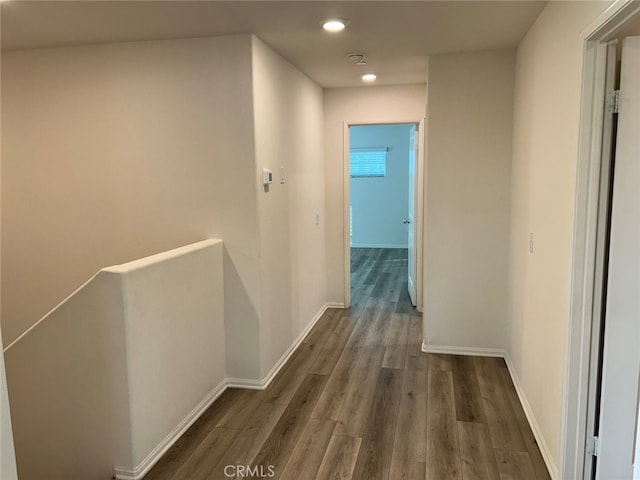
[349,123,417,313]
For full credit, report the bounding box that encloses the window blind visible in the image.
[350,147,388,177]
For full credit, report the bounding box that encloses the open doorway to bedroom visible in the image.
[346,122,422,314]
[565,4,640,479]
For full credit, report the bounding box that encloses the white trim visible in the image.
[350,243,408,249]
[228,303,332,390]
[415,118,426,314]
[226,377,265,390]
[420,343,506,358]
[113,378,228,480]
[564,2,640,479]
[563,38,609,480]
[419,344,557,479]
[325,302,347,309]
[582,0,640,41]
[343,123,352,308]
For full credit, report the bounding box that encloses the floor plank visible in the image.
[310,346,360,422]
[311,298,385,423]
[429,353,454,372]
[458,421,500,480]
[391,340,428,465]
[495,450,538,480]
[309,314,357,375]
[248,374,328,479]
[406,314,424,357]
[351,368,403,480]
[452,355,486,423]
[382,313,410,369]
[144,388,245,480]
[278,418,336,480]
[498,368,551,480]
[215,389,267,431]
[170,427,240,480]
[334,346,385,437]
[475,357,527,452]
[316,435,362,480]
[390,460,426,480]
[208,401,288,479]
[426,369,462,480]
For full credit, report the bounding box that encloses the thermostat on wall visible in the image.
[262,168,273,185]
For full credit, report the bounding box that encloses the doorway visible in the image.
[565,3,640,479]
[587,32,640,480]
[343,121,424,313]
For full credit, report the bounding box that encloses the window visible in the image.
[350,147,387,177]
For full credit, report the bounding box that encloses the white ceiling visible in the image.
[0,1,547,88]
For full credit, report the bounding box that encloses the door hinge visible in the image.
[607,89,620,114]
[587,436,600,457]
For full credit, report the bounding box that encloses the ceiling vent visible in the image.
[347,52,368,66]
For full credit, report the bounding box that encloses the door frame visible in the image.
[342,119,425,312]
[563,1,640,478]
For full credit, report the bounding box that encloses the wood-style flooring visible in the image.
[144,247,550,480]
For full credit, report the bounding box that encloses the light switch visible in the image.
[262,168,273,185]
[280,166,286,184]
[529,232,534,254]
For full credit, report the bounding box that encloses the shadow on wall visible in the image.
[222,248,262,380]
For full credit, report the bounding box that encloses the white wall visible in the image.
[424,50,514,352]
[508,1,613,474]
[251,36,326,378]
[5,269,133,480]
[324,84,426,305]
[4,240,225,480]
[112,240,226,473]
[1,36,262,380]
[0,9,19,476]
[350,124,412,248]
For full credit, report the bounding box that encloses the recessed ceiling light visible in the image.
[361,73,377,82]
[322,19,347,33]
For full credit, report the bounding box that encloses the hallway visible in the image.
[144,247,550,479]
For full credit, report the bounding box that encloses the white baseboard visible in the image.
[225,377,265,390]
[503,354,558,480]
[421,342,506,358]
[227,303,331,390]
[113,378,228,480]
[350,243,408,249]
[326,302,346,309]
[420,343,557,479]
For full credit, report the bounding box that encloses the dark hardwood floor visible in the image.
[144,247,550,480]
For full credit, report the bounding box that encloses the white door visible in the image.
[407,125,418,306]
[595,36,640,480]
[583,39,618,478]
